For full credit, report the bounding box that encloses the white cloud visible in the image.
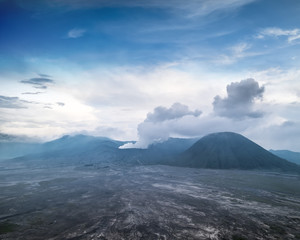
[245,120,300,151]
[214,42,262,65]
[161,0,258,18]
[24,0,257,19]
[121,102,202,148]
[0,87,98,141]
[67,28,86,38]
[247,67,300,104]
[67,63,224,112]
[258,27,300,43]
[230,42,251,56]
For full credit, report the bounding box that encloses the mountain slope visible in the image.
[9,135,198,167]
[269,150,300,165]
[7,133,299,173]
[11,135,125,166]
[0,142,41,160]
[172,132,300,172]
[119,137,199,165]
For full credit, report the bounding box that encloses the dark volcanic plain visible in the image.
[0,162,300,240]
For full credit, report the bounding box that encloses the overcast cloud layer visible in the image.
[0,0,300,151]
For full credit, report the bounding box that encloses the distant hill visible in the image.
[9,135,197,167]
[0,142,41,160]
[11,135,125,166]
[171,132,300,173]
[120,137,199,165]
[269,150,300,165]
[40,134,124,155]
[0,133,41,160]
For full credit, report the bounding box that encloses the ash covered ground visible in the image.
[0,163,300,240]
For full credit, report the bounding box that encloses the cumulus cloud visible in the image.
[0,95,27,109]
[213,78,264,119]
[67,28,86,38]
[20,77,54,89]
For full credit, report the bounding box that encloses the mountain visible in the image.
[269,150,300,165]
[9,135,197,167]
[6,133,299,173]
[11,135,125,166]
[171,132,300,173]
[119,137,199,165]
[40,134,124,154]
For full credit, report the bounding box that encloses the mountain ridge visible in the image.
[270,149,300,165]
[3,132,300,173]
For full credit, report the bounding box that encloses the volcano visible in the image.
[172,132,299,172]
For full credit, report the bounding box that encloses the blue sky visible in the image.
[1,0,300,150]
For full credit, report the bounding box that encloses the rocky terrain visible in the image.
[0,163,299,240]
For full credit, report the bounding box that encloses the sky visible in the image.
[0,0,300,151]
